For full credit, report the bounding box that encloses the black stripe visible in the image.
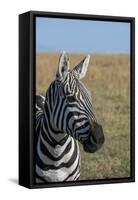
[42,116,58,145]
[35,172,47,183]
[36,151,48,170]
[40,138,72,161]
[74,172,80,180]
[40,125,56,147]
[44,101,64,134]
[40,141,78,170]
[56,99,66,128]
[72,117,89,130]
[64,157,80,181]
[74,121,90,132]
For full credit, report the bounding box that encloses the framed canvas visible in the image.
[19,11,135,189]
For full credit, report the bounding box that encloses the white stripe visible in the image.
[40,133,72,158]
[37,136,76,167]
[36,149,79,182]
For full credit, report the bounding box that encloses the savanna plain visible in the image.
[36,52,130,180]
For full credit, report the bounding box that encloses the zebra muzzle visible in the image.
[82,123,105,153]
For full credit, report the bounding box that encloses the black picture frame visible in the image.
[19,10,135,189]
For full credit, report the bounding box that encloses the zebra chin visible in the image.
[82,124,105,153]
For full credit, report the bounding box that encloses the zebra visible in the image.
[35,51,105,183]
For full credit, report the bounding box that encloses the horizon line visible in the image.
[36,50,130,55]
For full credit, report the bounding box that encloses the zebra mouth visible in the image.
[82,124,105,153]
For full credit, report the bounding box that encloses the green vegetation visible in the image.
[36,52,130,180]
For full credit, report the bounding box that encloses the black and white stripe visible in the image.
[35,52,105,183]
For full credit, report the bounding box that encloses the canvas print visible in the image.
[35,17,131,183]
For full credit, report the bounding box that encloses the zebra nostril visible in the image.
[91,121,98,129]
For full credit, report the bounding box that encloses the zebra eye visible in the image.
[66,95,76,102]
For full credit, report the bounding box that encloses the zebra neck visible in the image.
[43,97,69,145]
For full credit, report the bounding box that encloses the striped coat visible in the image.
[35,52,104,183]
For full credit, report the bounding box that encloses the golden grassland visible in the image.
[36,52,130,180]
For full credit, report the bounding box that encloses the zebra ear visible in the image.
[56,51,69,80]
[73,54,90,79]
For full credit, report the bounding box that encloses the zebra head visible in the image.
[50,51,105,153]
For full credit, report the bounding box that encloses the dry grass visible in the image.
[36,52,130,180]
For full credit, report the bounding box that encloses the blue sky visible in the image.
[36,17,130,54]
